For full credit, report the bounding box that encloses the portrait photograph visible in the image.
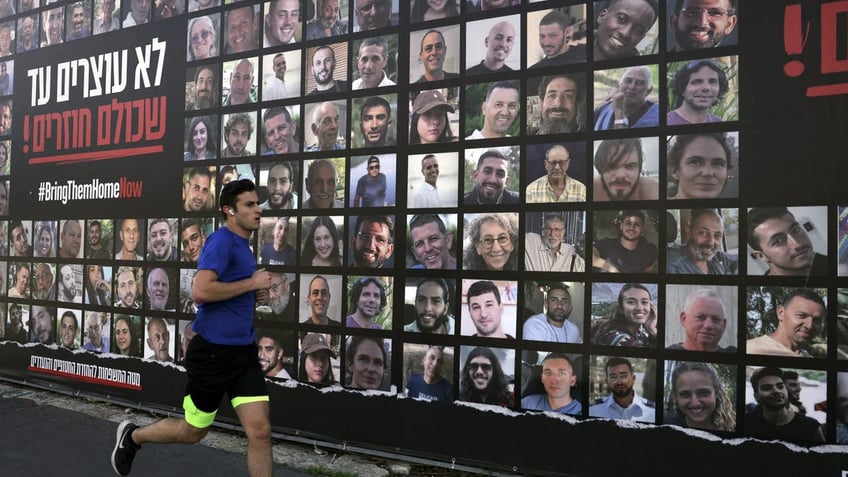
[297,331,341,387]
[223,5,260,55]
[0,59,14,96]
[591,209,660,273]
[255,271,296,321]
[746,206,828,277]
[667,131,739,200]
[592,0,660,61]
[300,215,344,268]
[82,311,110,352]
[186,14,220,61]
[526,6,588,69]
[144,268,176,312]
[406,151,459,209]
[255,327,297,379]
[257,161,296,211]
[457,344,515,408]
[0,139,10,175]
[343,334,393,392]
[184,115,219,161]
[179,218,211,264]
[6,303,29,342]
[409,87,460,145]
[263,0,302,47]
[261,50,302,101]
[114,218,145,261]
[305,42,348,96]
[221,56,259,107]
[588,354,656,423]
[351,0,398,32]
[461,212,519,272]
[85,219,114,260]
[57,308,81,349]
[405,212,458,270]
[349,153,396,207]
[112,314,143,357]
[665,0,739,52]
[351,34,398,90]
[524,211,586,273]
[84,264,112,306]
[174,269,195,317]
[746,286,827,359]
[409,25,460,84]
[663,361,737,431]
[258,216,298,266]
[460,279,518,339]
[31,262,56,301]
[93,0,122,35]
[593,64,660,131]
[402,277,457,335]
[303,100,347,151]
[409,0,459,24]
[744,365,826,441]
[305,0,349,41]
[57,263,83,304]
[525,142,588,203]
[590,282,659,348]
[32,220,56,258]
[465,14,521,75]
[463,145,520,206]
[113,266,142,309]
[185,64,220,111]
[522,280,585,344]
[402,342,455,403]
[220,111,258,159]
[526,73,586,135]
[143,317,175,362]
[189,0,218,12]
[302,157,346,208]
[351,94,397,149]
[839,207,848,276]
[182,166,216,213]
[664,284,737,352]
[298,273,343,326]
[347,214,396,269]
[260,105,301,155]
[592,137,660,202]
[520,351,583,415]
[666,208,739,276]
[463,81,521,140]
[8,219,32,258]
[220,163,257,186]
[667,56,739,126]
[16,16,39,53]
[345,275,393,330]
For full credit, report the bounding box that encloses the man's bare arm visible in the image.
[192,268,272,304]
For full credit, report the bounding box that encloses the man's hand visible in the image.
[256,289,269,304]
[252,269,272,291]
[646,302,658,336]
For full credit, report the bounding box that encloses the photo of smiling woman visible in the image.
[462,212,519,272]
[183,115,218,161]
[667,132,738,199]
[664,361,736,432]
[301,215,343,267]
[344,335,391,391]
[590,282,658,347]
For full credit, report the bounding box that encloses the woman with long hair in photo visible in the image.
[409,90,457,144]
[33,221,55,258]
[183,116,217,161]
[301,216,342,267]
[590,283,657,347]
[666,361,736,432]
[298,333,338,387]
[668,132,734,200]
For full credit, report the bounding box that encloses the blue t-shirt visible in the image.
[521,394,582,415]
[405,374,453,402]
[193,226,257,345]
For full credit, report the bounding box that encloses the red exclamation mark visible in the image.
[784,4,810,77]
[22,114,29,153]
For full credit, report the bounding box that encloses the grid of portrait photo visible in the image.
[1,0,847,447]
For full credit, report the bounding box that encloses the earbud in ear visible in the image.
[229,210,235,216]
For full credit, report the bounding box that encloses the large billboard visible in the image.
[1,0,848,474]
